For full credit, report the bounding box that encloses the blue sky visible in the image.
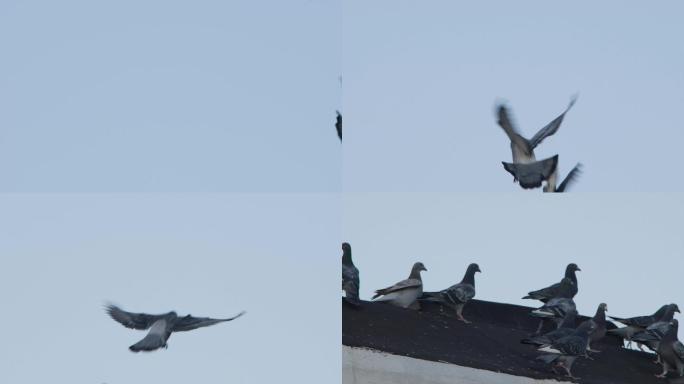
[342,1,684,192]
[344,193,684,320]
[0,0,341,192]
[0,194,341,384]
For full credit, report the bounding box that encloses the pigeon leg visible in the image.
[534,319,545,335]
[455,306,471,324]
[655,362,670,378]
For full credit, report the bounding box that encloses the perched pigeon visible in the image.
[106,304,245,352]
[496,96,577,188]
[536,320,596,379]
[632,304,681,353]
[656,319,684,378]
[609,304,674,348]
[530,278,577,334]
[336,111,342,141]
[419,263,481,323]
[522,309,578,347]
[372,262,427,309]
[341,242,360,306]
[580,303,608,352]
[545,163,583,193]
[501,155,559,189]
[523,263,580,303]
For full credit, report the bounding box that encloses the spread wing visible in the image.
[529,96,577,149]
[172,311,246,332]
[106,304,164,330]
[496,104,532,157]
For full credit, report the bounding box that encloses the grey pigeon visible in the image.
[501,155,559,189]
[419,263,481,323]
[496,96,577,189]
[523,263,580,303]
[580,303,608,352]
[536,320,596,379]
[545,163,583,193]
[336,111,342,141]
[530,278,577,334]
[609,304,674,348]
[521,309,578,347]
[632,304,681,354]
[656,319,684,378]
[372,262,427,309]
[341,242,360,306]
[106,304,245,352]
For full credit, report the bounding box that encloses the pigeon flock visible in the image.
[341,243,684,380]
[105,304,246,352]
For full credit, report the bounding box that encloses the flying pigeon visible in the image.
[536,320,596,379]
[523,263,580,303]
[655,319,684,378]
[608,304,674,349]
[530,278,577,334]
[632,304,681,354]
[521,309,578,347]
[420,263,481,323]
[336,111,342,141]
[501,155,559,189]
[106,304,245,352]
[341,242,360,306]
[372,262,427,309]
[496,96,577,188]
[580,303,608,352]
[544,163,583,193]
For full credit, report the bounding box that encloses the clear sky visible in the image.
[0,0,341,192]
[0,194,341,384]
[344,193,684,320]
[342,1,684,192]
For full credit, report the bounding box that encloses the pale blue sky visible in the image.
[0,194,340,384]
[344,193,684,319]
[0,0,340,192]
[342,1,684,192]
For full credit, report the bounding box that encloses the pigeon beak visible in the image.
[422,267,428,272]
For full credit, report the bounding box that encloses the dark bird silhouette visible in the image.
[420,263,481,323]
[342,242,360,306]
[336,111,342,141]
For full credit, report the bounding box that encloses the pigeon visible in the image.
[655,319,684,378]
[372,262,427,309]
[419,263,481,323]
[632,304,681,354]
[545,163,583,193]
[523,263,580,303]
[580,303,608,352]
[609,304,674,348]
[530,278,577,334]
[341,242,360,306]
[536,320,596,379]
[336,111,342,141]
[106,304,245,352]
[501,155,559,189]
[496,96,577,188]
[521,309,578,347]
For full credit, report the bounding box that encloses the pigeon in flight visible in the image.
[523,263,580,303]
[496,96,577,189]
[521,309,578,347]
[536,320,596,379]
[336,111,342,142]
[106,304,245,352]
[342,242,360,306]
[609,304,673,349]
[420,263,481,323]
[655,319,684,378]
[580,303,608,352]
[372,262,427,309]
[544,163,583,193]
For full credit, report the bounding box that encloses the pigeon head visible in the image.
[566,263,581,273]
[598,303,608,312]
[673,303,681,314]
[461,263,481,285]
[409,262,427,279]
[342,243,352,264]
[468,263,482,274]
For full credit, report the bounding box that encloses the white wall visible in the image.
[343,347,562,384]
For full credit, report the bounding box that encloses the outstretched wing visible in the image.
[173,311,246,332]
[529,96,577,149]
[556,163,583,192]
[496,104,532,157]
[106,304,163,330]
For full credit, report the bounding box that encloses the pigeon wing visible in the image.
[373,278,422,299]
[106,305,163,330]
[496,104,533,157]
[529,96,577,149]
[556,163,583,192]
[173,311,246,332]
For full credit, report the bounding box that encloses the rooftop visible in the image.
[343,299,673,384]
